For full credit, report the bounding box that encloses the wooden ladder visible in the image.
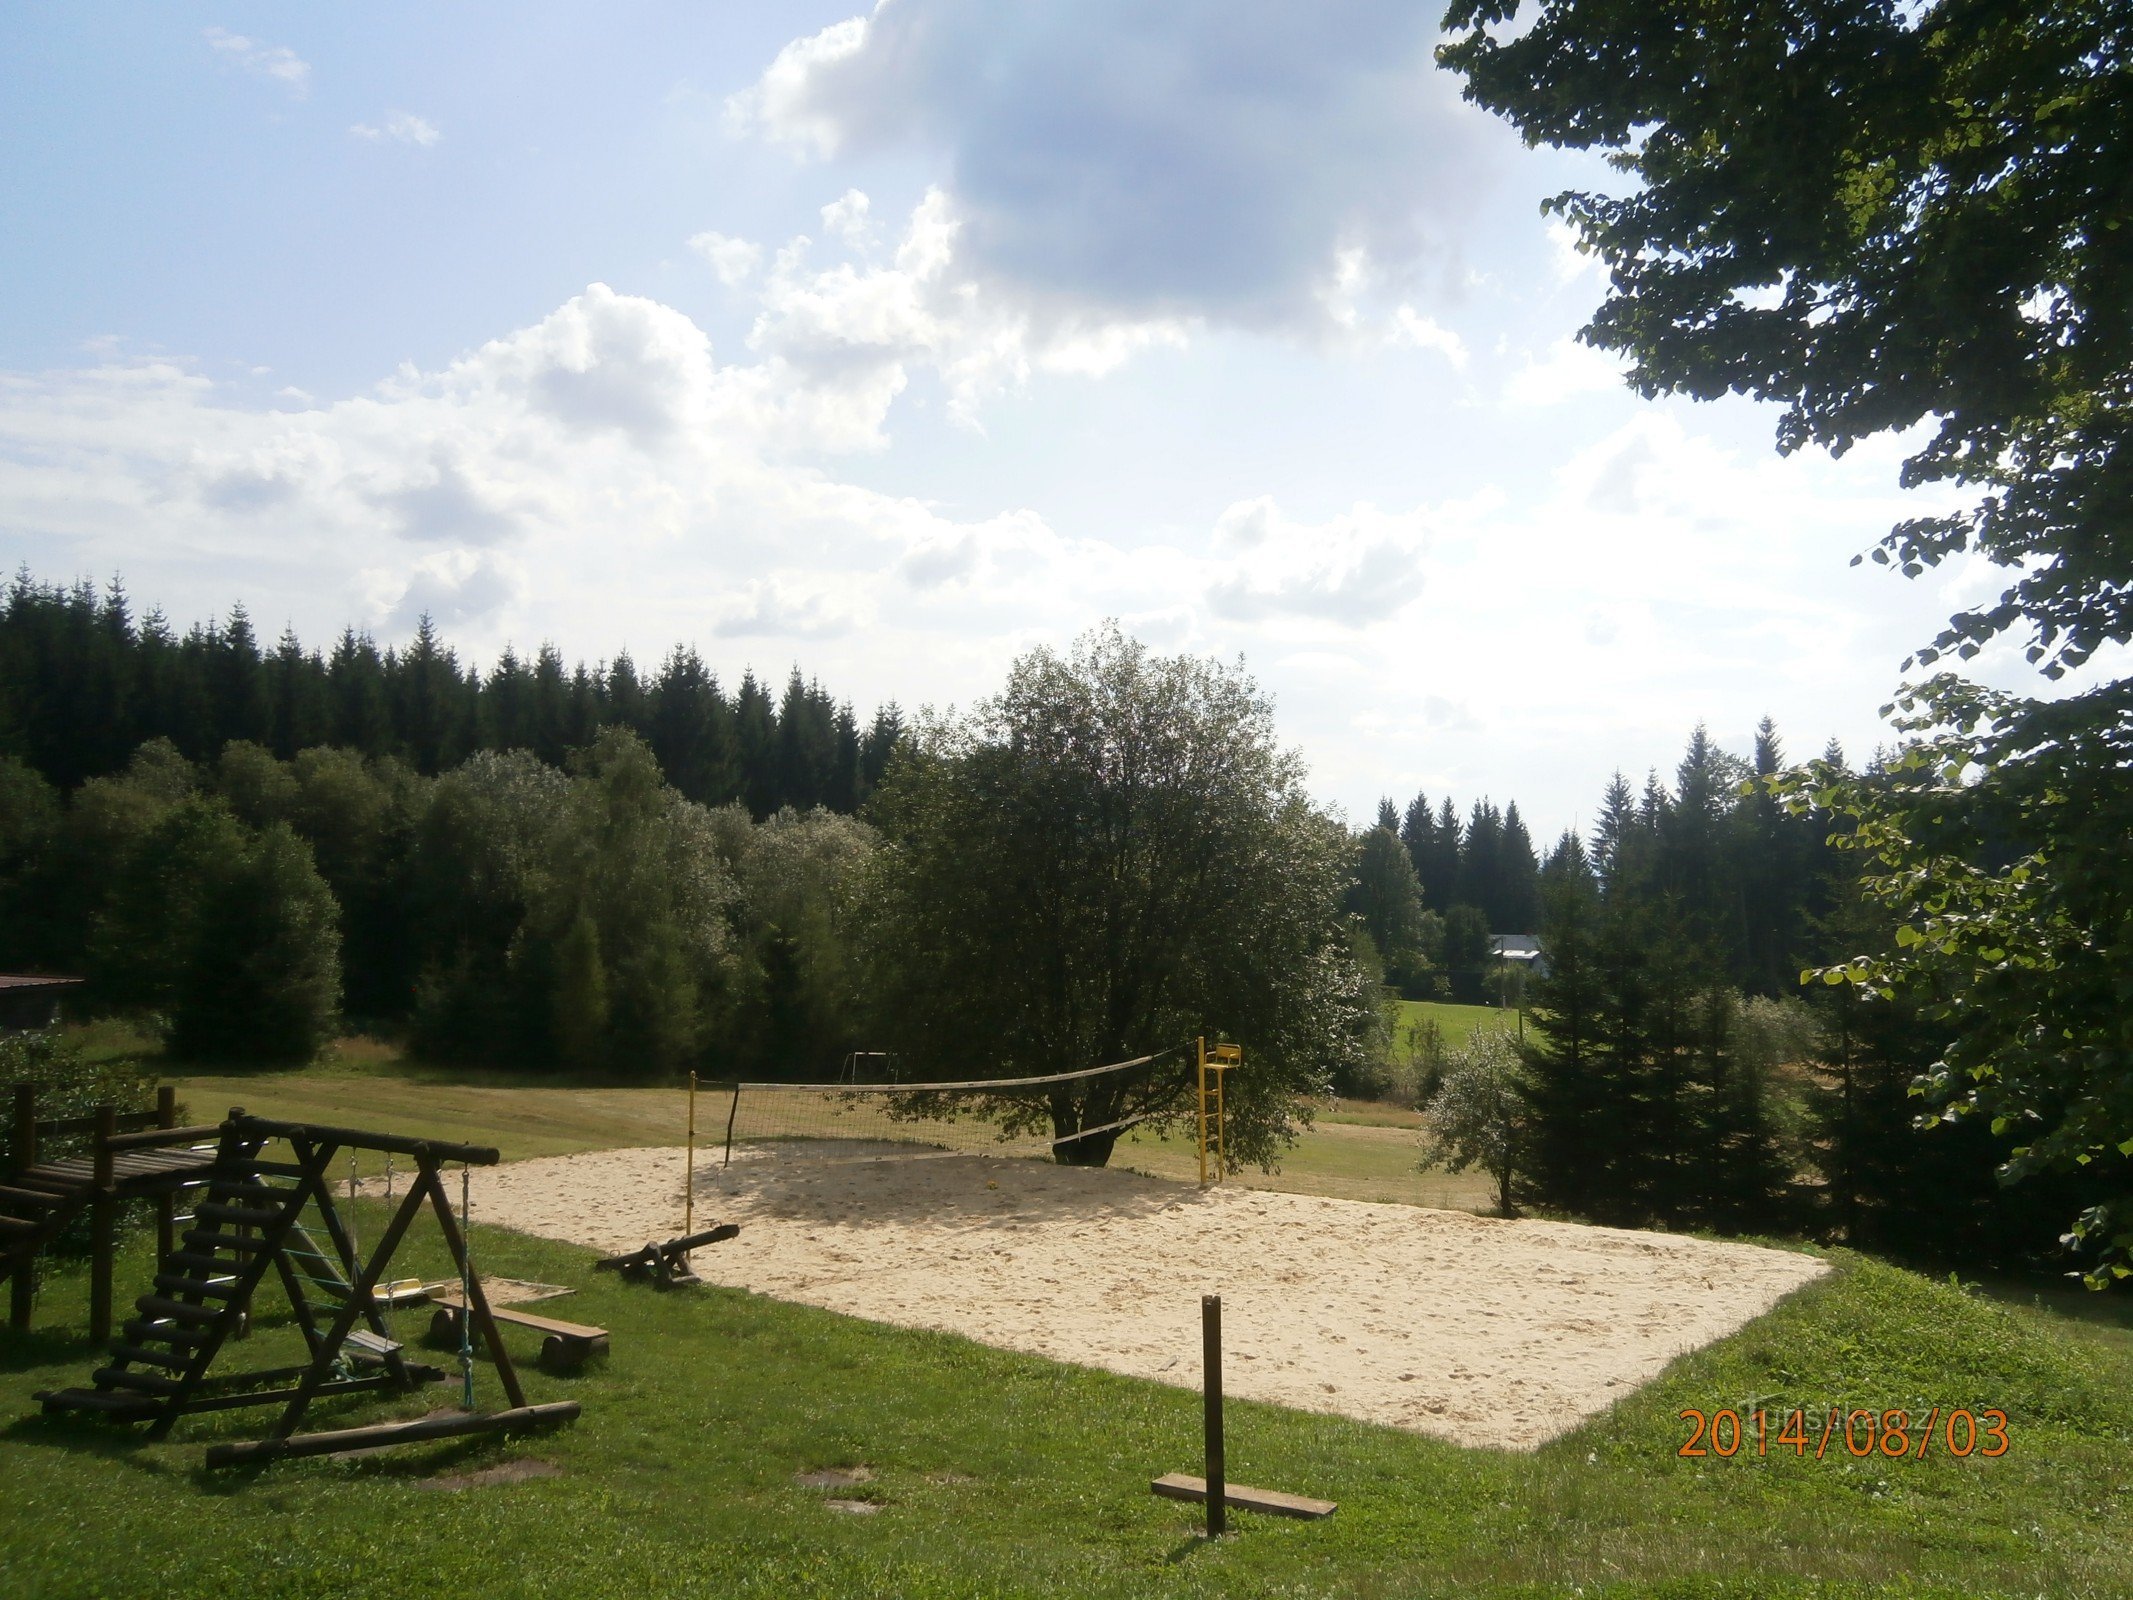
[1196,1039,1240,1186]
[39,1125,419,1437]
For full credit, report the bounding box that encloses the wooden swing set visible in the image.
[33,1108,578,1467]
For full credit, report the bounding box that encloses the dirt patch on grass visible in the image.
[796,1466,875,1488]
[418,1458,562,1492]
[458,1144,1825,1451]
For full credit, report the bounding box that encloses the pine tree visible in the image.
[649,647,736,805]
[860,704,904,799]
[393,615,470,773]
[530,643,571,766]
[1496,801,1541,931]
[1457,800,1502,922]
[828,704,863,813]
[1426,797,1462,914]
[604,650,650,737]
[1400,791,1435,896]
[734,671,777,817]
[1541,829,1594,891]
[484,645,534,752]
[265,626,327,758]
[327,629,392,755]
[208,604,269,754]
[1518,869,1613,1216]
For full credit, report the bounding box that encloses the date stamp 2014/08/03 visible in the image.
[1678,1407,2010,1462]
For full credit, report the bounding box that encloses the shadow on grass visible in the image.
[1973,1272,2133,1336]
[1,1409,153,1463]
[185,1422,533,1495]
[1162,1534,1221,1563]
[0,1325,103,1373]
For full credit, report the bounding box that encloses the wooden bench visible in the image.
[426,1289,608,1374]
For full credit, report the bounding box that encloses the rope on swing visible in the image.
[458,1163,476,1410]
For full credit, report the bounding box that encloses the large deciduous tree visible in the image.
[859,624,1373,1167]
[1442,0,2133,1276]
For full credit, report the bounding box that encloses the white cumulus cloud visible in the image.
[1502,336,1626,408]
[350,111,441,147]
[740,189,1189,430]
[1207,496,1432,624]
[689,231,763,286]
[730,1,1499,337]
[204,27,311,96]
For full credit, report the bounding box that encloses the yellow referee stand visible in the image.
[1196,1038,1240,1185]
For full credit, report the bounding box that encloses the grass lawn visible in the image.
[7,1039,2128,1597]
[1395,1000,1526,1047]
[4,1219,2129,1598]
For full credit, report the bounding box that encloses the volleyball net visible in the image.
[714,1045,1192,1167]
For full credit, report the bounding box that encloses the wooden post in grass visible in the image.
[1151,1293,1337,1524]
[1203,1293,1225,1537]
[89,1104,116,1343]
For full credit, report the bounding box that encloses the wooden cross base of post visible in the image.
[1150,1474,1337,1521]
[1151,1295,1337,1533]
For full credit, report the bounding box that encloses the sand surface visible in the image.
[452,1143,1826,1450]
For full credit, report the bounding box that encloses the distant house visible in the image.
[0,974,83,1035]
[1488,935,1548,982]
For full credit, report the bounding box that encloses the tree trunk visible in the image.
[1052,1125,1119,1166]
[1050,1081,1123,1166]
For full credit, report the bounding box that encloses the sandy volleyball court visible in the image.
[452,1143,1826,1450]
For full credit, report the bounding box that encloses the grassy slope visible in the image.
[7,1040,2128,1597]
[3,1228,2128,1600]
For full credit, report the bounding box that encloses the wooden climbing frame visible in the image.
[4,1083,224,1341]
[31,1108,579,1466]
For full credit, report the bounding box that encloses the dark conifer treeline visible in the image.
[0,572,902,815]
[1395,793,1543,937]
[0,572,901,1078]
[1500,722,2111,1270]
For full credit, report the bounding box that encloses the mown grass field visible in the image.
[6,1036,2128,1597]
[1394,1000,1526,1055]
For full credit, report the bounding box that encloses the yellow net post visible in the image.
[1197,1038,1208,1185]
[1197,1039,1240,1185]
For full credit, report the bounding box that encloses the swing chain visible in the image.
[459,1164,476,1409]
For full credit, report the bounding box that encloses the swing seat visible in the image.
[339,1328,404,1363]
[425,1292,609,1374]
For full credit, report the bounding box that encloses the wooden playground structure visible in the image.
[8,1092,578,1466]
[4,1084,210,1341]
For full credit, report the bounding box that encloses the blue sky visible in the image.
[0,3,2088,840]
